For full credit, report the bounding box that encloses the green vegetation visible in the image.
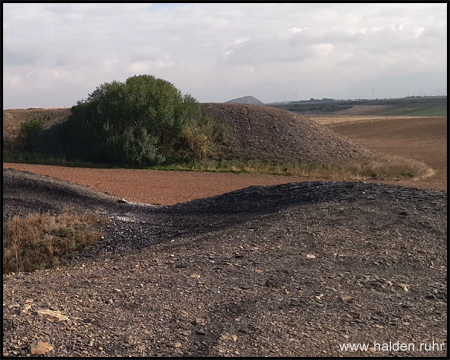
[269,96,447,116]
[282,103,352,114]
[2,150,116,168]
[5,113,46,152]
[381,106,447,117]
[3,213,108,274]
[63,75,227,167]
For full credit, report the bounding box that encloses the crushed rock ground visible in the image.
[2,169,447,357]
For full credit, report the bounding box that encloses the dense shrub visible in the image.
[63,75,225,167]
[15,113,45,152]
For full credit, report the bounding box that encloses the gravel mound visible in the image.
[2,168,124,222]
[2,169,447,357]
[200,103,383,164]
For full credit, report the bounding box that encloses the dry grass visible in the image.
[3,213,108,274]
[169,155,433,181]
[342,155,435,181]
[2,118,23,152]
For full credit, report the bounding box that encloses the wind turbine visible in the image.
[293,91,298,102]
[282,91,287,103]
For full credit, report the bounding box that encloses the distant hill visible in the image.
[225,96,265,106]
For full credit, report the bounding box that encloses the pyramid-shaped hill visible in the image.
[225,96,265,106]
[199,103,384,165]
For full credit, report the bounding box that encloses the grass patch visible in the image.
[341,155,435,181]
[2,151,118,169]
[150,158,325,175]
[4,150,433,182]
[381,106,447,117]
[3,213,108,274]
[148,156,433,181]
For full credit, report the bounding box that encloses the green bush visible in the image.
[182,119,229,160]
[63,75,224,167]
[15,113,45,152]
[121,126,165,166]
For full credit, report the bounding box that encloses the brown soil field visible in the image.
[313,115,447,192]
[1,164,327,206]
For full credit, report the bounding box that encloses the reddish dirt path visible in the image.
[3,116,446,204]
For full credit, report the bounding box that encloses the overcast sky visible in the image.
[3,2,447,109]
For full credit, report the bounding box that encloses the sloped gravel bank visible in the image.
[200,103,383,164]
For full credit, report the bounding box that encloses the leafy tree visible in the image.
[64,75,223,167]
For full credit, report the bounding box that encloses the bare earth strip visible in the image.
[3,116,446,205]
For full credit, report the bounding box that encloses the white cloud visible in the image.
[313,43,335,57]
[288,27,306,35]
[2,3,447,108]
[3,73,23,90]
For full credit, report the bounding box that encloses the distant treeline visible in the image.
[268,96,447,115]
[271,103,352,114]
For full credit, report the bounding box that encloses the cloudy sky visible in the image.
[3,3,447,109]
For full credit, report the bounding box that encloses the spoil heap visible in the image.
[200,103,383,165]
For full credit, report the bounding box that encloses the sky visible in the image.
[3,2,447,109]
